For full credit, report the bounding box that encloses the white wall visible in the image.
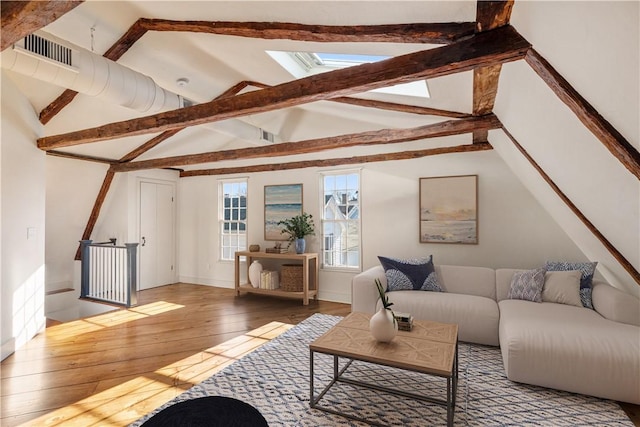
[45,157,111,292]
[494,1,640,296]
[178,149,587,304]
[1,72,46,360]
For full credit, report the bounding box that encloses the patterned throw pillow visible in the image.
[545,261,597,309]
[507,267,546,302]
[378,255,444,292]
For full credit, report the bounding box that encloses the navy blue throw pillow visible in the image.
[378,255,443,292]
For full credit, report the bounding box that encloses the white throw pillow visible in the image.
[542,270,583,307]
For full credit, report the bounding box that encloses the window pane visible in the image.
[220,180,248,260]
[321,172,360,270]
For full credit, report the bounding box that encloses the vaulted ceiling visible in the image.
[1,1,639,287]
[2,1,516,170]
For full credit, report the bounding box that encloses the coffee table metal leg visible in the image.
[309,350,315,408]
[447,377,452,426]
[310,352,456,426]
[453,340,458,408]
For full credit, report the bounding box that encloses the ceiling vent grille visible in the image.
[14,34,77,70]
[260,129,275,143]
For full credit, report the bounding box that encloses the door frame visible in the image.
[136,177,178,290]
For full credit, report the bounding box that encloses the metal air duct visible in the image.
[2,30,183,113]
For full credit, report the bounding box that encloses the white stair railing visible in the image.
[80,240,138,307]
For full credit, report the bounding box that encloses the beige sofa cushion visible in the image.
[383,290,500,346]
[434,265,496,300]
[499,299,640,404]
[541,270,582,307]
[592,280,640,326]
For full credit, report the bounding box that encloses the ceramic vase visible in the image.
[248,260,262,288]
[369,308,398,342]
[294,238,306,254]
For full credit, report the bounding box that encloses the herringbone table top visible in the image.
[310,312,458,376]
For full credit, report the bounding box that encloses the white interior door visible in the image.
[140,181,175,290]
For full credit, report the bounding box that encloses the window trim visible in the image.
[319,169,362,272]
[218,177,248,262]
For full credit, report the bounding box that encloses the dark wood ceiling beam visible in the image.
[502,127,640,286]
[329,97,471,119]
[180,142,493,177]
[1,1,83,51]
[36,15,475,125]
[39,19,149,124]
[118,80,253,162]
[475,0,515,32]
[111,115,501,173]
[118,129,183,163]
[47,150,116,165]
[243,80,471,118]
[525,49,640,180]
[37,25,530,150]
[74,168,116,260]
[472,0,515,143]
[139,18,476,44]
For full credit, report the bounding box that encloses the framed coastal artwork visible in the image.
[419,175,478,244]
[264,184,303,240]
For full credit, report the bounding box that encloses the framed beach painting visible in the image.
[264,184,303,240]
[419,175,478,244]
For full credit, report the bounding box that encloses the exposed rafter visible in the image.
[37,18,474,124]
[37,25,530,150]
[74,168,115,260]
[111,115,501,173]
[472,0,514,143]
[181,142,493,177]
[47,150,115,165]
[240,81,470,118]
[525,49,640,180]
[502,127,640,286]
[330,97,471,119]
[138,18,476,44]
[0,0,83,51]
[71,80,253,259]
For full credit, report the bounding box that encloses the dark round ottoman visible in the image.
[141,396,268,427]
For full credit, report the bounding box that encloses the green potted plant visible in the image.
[277,212,315,254]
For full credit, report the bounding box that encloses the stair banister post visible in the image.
[80,240,92,299]
[125,243,139,307]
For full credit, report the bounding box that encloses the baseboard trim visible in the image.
[46,287,75,296]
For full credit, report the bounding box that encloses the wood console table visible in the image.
[234,251,319,305]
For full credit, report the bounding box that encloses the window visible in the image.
[266,50,430,99]
[321,171,360,270]
[220,179,247,260]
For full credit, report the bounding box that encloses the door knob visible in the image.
[141,236,146,246]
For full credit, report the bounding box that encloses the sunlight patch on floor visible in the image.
[18,321,293,427]
[44,301,185,340]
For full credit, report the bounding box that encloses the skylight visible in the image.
[266,51,430,99]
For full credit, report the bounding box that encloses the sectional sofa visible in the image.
[351,263,640,405]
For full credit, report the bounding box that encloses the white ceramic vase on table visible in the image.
[369,308,398,342]
[248,260,263,288]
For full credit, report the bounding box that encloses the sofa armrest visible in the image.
[351,266,385,314]
[592,280,640,326]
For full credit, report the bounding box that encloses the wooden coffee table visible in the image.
[309,312,459,426]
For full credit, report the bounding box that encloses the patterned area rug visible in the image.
[130,314,632,426]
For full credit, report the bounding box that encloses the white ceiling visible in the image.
[4,1,480,170]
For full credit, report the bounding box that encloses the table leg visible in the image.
[309,349,315,408]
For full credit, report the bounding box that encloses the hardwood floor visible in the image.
[2,283,638,426]
[1,283,350,426]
